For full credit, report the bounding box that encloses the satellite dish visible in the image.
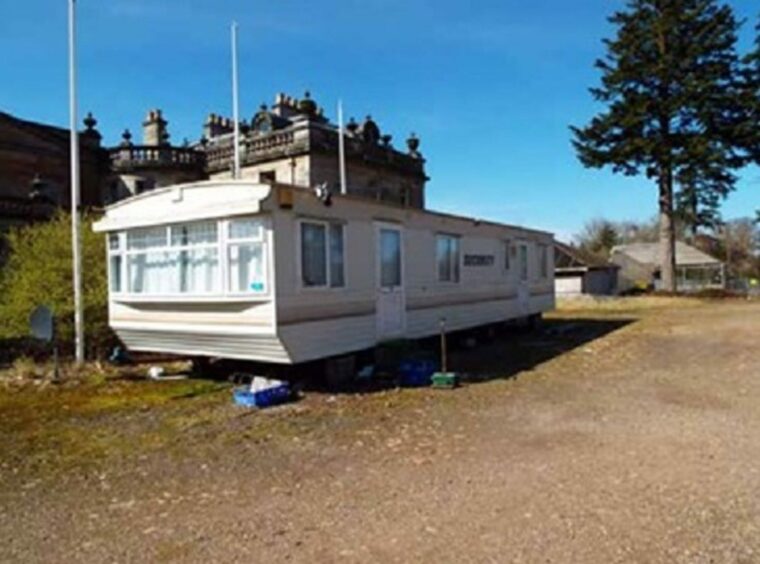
[30,305,54,342]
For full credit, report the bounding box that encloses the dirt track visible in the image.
[1,299,759,563]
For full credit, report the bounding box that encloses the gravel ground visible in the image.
[1,299,759,563]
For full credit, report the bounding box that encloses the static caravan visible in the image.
[93,181,555,364]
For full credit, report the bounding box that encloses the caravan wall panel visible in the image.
[115,328,291,363]
[271,188,555,363]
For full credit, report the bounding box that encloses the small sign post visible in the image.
[30,306,59,381]
[432,317,459,389]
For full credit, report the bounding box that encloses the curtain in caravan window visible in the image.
[301,223,327,287]
[180,248,220,293]
[228,217,266,293]
[127,226,166,250]
[110,255,122,292]
[170,221,217,246]
[229,244,264,292]
[128,251,180,294]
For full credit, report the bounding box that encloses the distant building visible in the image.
[554,241,619,297]
[108,91,428,208]
[611,242,725,292]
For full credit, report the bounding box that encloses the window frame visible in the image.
[297,218,347,291]
[436,233,461,284]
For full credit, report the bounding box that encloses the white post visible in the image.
[337,99,347,195]
[231,21,241,180]
[69,0,84,363]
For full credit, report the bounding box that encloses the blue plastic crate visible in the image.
[233,384,291,408]
[398,360,437,387]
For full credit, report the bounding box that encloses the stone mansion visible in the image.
[0,91,428,230]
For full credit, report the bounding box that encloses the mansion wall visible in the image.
[0,111,105,231]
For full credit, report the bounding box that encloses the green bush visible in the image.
[0,212,114,358]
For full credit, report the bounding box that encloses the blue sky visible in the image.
[1,0,758,240]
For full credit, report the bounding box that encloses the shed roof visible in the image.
[554,240,616,269]
[612,241,721,267]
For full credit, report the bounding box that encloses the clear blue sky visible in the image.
[2,0,758,240]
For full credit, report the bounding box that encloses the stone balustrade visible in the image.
[109,146,204,170]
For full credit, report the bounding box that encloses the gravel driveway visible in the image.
[1,299,759,563]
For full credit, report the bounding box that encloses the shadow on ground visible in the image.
[450,318,634,384]
[296,317,636,395]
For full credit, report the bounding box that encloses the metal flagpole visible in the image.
[337,99,347,195]
[69,0,84,363]
[231,21,241,179]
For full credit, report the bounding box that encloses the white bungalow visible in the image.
[93,180,555,365]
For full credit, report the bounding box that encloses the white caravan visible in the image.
[93,181,555,364]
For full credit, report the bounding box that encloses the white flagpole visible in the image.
[337,99,347,195]
[68,0,84,363]
[231,21,241,179]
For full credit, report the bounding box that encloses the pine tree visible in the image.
[747,18,760,160]
[572,0,750,291]
[674,156,736,236]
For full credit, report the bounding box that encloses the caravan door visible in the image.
[375,224,406,340]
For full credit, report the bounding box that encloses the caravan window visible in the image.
[108,233,123,293]
[436,234,460,283]
[538,244,549,279]
[519,244,529,282]
[380,228,402,287]
[227,218,267,293]
[127,221,220,294]
[300,221,345,288]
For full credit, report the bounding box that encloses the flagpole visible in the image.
[337,99,347,195]
[231,21,241,179]
[68,0,84,363]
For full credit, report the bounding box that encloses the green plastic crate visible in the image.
[431,372,458,389]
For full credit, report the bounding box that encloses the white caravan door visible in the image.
[376,224,405,340]
[517,243,530,316]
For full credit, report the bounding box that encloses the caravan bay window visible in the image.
[107,217,267,297]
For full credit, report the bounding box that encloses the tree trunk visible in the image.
[659,165,677,292]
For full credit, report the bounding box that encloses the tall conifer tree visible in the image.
[572,0,749,290]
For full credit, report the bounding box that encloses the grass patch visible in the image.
[554,295,705,315]
[0,376,230,479]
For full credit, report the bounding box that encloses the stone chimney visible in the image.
[143,109,169,146]
[203,113,234,139]
[271,93,300,119]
